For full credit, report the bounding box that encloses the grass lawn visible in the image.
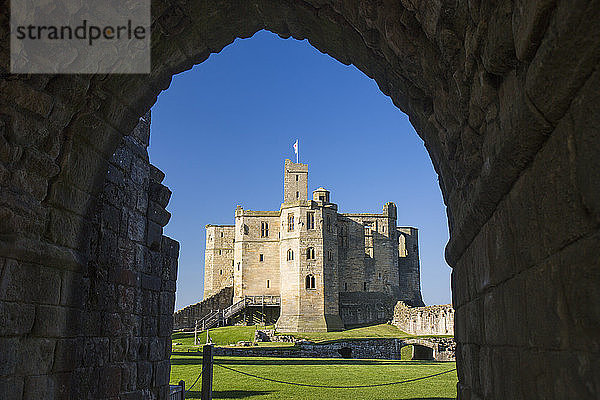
[170,352,457,400]
[286,323,413,342]
[172,324,416,350]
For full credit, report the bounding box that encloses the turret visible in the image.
[283,159,308,203]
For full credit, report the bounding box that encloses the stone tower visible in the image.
[283,159,308,203]
[276,160,344,332]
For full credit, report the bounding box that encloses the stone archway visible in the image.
[0,1,599,399]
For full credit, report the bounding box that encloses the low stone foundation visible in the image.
[213,337,455,361]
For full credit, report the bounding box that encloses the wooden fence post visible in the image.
[178,380,185,400]
[201,344,213,400]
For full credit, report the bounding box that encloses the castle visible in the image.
[202,159,424,332]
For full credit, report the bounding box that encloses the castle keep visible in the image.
[203,159,424,332]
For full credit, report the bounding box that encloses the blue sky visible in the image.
[149,31,452,310]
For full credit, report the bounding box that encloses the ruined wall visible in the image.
[397,228,424,306]
[172,286,233,331]
[339,292,397,327]
[338,212,400,297]
[392,302,454,336]
[0,113,179,399]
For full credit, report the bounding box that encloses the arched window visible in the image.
[306,247,315,260]
[287,249,294,261]
[305,274,316,290]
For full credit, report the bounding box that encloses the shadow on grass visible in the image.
[185,390,273,399]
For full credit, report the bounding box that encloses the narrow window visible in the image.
[306,247,315,260]
[295,174,299,181]
[220,232,224,237]
[288,214,295,231]
[307,212,315,229]
[237,262,240,271]
[363,282,367,291]
[266,279,270,288]
[327,250,333,261]
[378,272,382,279]
[259,254,264,262]
[231,260,234,266]
[218,250,222,255]
[326,216,331,232]
[344,282,348,291]
[305,275,316,290]
[219,269,223,275]
[287,249,294,261]
[261,222,269,237]
[296,191,299,199]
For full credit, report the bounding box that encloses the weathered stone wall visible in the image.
[0,113,179,399]
[392,302,454,336]
[1,0,599,398]
[339,291,398,327]
[203,225,235,298]
[172,286,233,330]
[397,227,425,306]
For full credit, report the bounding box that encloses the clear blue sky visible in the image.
[149,31,452,310]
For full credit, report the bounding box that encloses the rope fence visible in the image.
[214,362,457,389]
[179,344,456,400]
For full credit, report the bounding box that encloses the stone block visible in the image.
[128,211,147,243]
[153,360,171,387]
[159,291,174,316]
[0,301,34,335]
[149,182,171,208]
[23,375,54,400]
[558,232,600,352]
[141,274,161,292]
[83,337,109,367]
[0,338,19,376]
[524,259,565,349]
[146,220,162,250]
[121,362,137,392]
[148,201,171,227]
[98,365,122,397]
[525,0,600,123]
[158,315,173,337]
[512,0,556,61]
[148,337,163,361]
[17,338,56,375]
[53,338,83,373]
[60,271,89,308]
[33,304,81,337]
[481,1,516,74]
[0,376,24,400]
[568,68,600,224]
[136,361,152,388]
[483,287,505,345]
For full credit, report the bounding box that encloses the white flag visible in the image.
[293,139,298,162]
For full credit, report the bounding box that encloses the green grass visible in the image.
[283,323,412,342]
[170,352,457,399]
[172,326,257,350]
